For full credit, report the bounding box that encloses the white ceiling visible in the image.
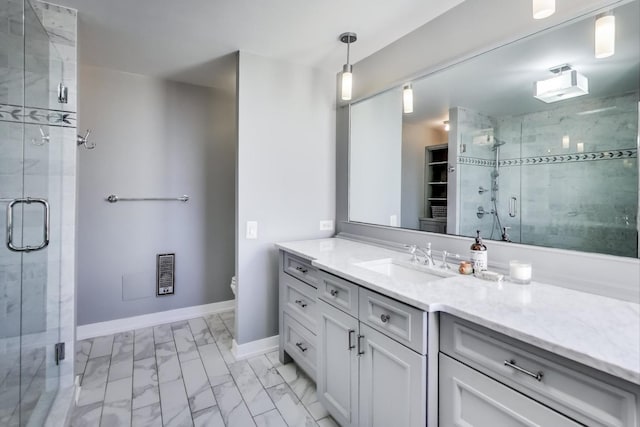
[401,0,639,127]
[54,0,464,87]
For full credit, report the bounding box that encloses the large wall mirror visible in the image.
[349,0,639,258]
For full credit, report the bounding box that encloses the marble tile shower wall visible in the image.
[457,92,639,257]
[0,0,77,390]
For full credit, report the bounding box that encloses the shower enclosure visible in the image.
[1,0,70,425]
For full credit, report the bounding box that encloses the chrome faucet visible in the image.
[407,243,436,267]
[440,250,460,269]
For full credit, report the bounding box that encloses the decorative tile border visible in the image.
[459,148,637,167]
[0,103,77,128]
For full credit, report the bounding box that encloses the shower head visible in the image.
[491,139,507,150]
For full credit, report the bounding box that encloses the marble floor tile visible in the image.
[212,381,256,427]
[89,335,114,359]
[265,351,283,369]
[153,324,174,345]
[192,405,225,427]
[134,328,155,361]
[156,341,182,384]
[131,402,162,427]
[159,378,193,427]
[248,354,285,388]
[75,339,92,376]
[266,383,318,427]
[188,317,215,346]
[82,355,110,388]
[108,332,134,382]
[229,360,275,416]
[132,357,159,410]
[181,358,216,413]
[173,327,199,362]
[254,409,288,427]
[100,398,131,427]
[197,343,232,387]
[72,313,332,427]
[69,401,103,427]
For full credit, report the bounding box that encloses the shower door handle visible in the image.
[6,198,50,252]
[509,197,517,218]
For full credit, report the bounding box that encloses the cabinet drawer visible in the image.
[318,270,359,317]
[282,274,317,333]
[284,252,319,288]
[283,312,317,381]
[439,353,581,427]
[440,314,639,427]
[359,288,426,355]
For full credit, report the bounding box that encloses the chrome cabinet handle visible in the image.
[294,299,307,308]
[348,329,355,350]
[6,198,50,252]
[357,335,365,355]
[295,266,308,274]
[504,359,543,382]
[509,197,517,218]
[380,314,390,323]
[329,289,339,297]
[296,342,308,352]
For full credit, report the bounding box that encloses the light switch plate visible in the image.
[319,220,334,231]
[246,221,258,239]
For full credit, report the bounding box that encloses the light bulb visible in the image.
[595,14,615,59]
[444,121,450,132]
[341,69,352,101]
[533,0,555,19]
[562,135,570,149]
[403,84,413,114]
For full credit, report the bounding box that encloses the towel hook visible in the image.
[77,129,95,149]
[32,126,50,146]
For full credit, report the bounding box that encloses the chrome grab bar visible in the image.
[5,198,50,252]
[106,195,189,203]
[509,196,518,217]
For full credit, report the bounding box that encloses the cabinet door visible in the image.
[439,353,582,427]
[359,323,427,427]
[317,301,359,427]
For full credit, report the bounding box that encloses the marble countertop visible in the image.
[276,237,640,385]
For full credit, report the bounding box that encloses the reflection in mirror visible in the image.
[349,0,639,258]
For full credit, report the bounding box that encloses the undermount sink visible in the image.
[355,258,453,283]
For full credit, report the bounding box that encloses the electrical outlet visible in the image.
[319,220,334,231]
[246,221,258,239]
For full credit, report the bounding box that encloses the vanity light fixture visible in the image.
[444,121,450,132]
[595,12,615,58]
[403,84,413,114]
[533,65,589,103]
[532,0,555,19]
[339,32,357,101]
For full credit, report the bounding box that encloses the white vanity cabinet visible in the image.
[439,314,640,427]
[316,270,427,427]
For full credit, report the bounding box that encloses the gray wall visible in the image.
[336,0,640,302]
[235,52,335,345]
[77,65,236,325]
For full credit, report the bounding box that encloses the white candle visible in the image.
[510,260,532,284]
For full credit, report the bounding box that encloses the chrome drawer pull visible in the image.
[348,329,355,350]
[295,266,308,274]
[294,299,308,308]
[329,289,339,297]
[380,314,390,323]
[296,342,308,352]
[504,360,543,382]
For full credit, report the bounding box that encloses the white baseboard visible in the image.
[77,300,235,340]
[232,335,279,360]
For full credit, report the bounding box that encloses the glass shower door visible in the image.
[0,1,64,425]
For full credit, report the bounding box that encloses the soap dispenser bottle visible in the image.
[470,230,488,272]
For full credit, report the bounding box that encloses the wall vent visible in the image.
[157,253,175,296]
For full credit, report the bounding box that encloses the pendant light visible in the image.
[339,32,357,101]
[532,0,555,19]
[403,84,413,114]
[595,12,615,58]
